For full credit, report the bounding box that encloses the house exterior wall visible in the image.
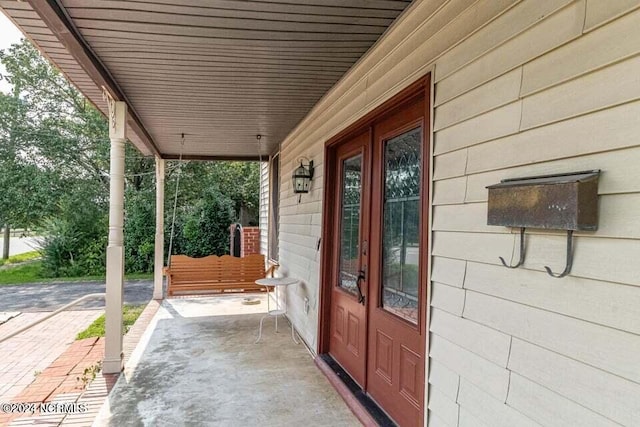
[275,0,640,425]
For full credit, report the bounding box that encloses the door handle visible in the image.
[356,270,366,305]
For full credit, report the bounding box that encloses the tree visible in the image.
[180,188,236,257]
[164,160,260,225]
[204,162,260,223]
[1,39,261,275]
[1,41,112,192]
[124,188,155,273]
[0,81,59,257]
[1,40,131,268]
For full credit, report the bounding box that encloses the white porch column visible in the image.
[153,157,165,300]
[103,99,127,374]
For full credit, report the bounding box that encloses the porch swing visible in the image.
[163,134,276,296]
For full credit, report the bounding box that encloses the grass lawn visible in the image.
[0,262,43,285]
[76,304,146,340]
[0,259,153,286]
[0,251,41,267]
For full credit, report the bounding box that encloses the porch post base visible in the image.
[104,245,124,374]
[102,357,124,374]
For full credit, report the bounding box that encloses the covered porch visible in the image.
[95,295,358,426]
[5,0,640,426]
[0,0,416,425]
[0,0,415,376]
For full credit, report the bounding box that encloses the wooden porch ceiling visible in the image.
[0,0,413,159]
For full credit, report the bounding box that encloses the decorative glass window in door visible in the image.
[338,154,363,296]
[381,128,422,323]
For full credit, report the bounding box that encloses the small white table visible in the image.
[255,277,299,344]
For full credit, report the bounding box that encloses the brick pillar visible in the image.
[241,226,260,257]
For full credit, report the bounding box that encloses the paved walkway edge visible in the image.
[59,299,162,426]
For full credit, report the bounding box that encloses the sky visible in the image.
[0,13,25,94]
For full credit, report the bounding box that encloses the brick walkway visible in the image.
[0,300,161,426]
[0,337,104,426]
[0,311,102,401]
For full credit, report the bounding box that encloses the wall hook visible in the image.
[500,227,526,268]
[544,230,574,278]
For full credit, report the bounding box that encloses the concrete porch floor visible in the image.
[94,295,360,426]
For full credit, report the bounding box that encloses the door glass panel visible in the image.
[338,154,363,296]
[381,128,421,323]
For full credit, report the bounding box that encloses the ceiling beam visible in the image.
[161,154,266,162]
[27,0,160,157]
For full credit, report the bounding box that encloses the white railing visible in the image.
[0,293,105,344]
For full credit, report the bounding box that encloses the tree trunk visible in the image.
[2,225,9,259]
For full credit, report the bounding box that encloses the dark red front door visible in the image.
[328,131,370,387]
[366,96,428,427]
[324,76,430,427]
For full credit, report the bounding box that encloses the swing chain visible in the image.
[166,133,185,267]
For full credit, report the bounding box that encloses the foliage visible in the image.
[1,40,261,278]
[76,305,146,340]
[0,92,59,230]
[76,362,102,389]
[39,193,108,277]
[164,160,260,225]
[201,162,260,223]
[1,40,111,190]
[124,190,156,273]
[172,188,236,258]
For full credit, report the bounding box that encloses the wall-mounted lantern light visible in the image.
[292,158,314,194]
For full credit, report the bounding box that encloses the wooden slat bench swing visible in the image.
[164,254,278,296]
[162,136,280,296]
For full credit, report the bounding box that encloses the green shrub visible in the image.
[39,167,247,277]
[177,189,235,258]
[40,189,161,277]
[40,195,107,278]
[124,191,156,273]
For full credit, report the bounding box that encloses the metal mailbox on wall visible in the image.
[487,170,600,231]
[486,170,600,278]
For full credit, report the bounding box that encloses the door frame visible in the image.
[318,73,434,424]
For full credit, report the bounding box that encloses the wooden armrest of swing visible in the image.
[265,261,279,278]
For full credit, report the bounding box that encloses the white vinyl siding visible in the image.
[275,0,640,425]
